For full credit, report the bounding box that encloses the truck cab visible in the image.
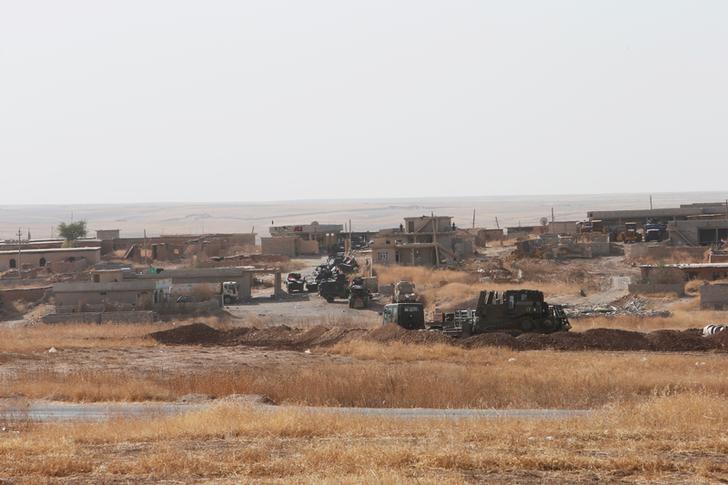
[383,303,425,330]
[222,281,240,305]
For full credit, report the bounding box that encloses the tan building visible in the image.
[266,222,342,255]
[372,216,473,267]
[0,247,101,272]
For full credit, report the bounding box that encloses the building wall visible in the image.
[96,230,120,241]
[700,284,728,310]
[297,239,319,255]
[548,221,578,235]
[668,219,728,246]
[0,287,50,306]
[0,248,101,272]
[261,237,297,257]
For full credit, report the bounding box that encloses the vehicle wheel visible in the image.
[520,319,534,332]
[541,319,554,332]
[461,324,472,338]
[326,297,334,303]
[223,296,231,305]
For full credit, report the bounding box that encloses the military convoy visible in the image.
[384,289,570,336]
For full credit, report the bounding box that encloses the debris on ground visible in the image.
[565,297,670,319]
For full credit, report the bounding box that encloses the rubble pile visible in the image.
[565,297,670,319]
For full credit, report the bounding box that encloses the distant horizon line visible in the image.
[1,189,727,208]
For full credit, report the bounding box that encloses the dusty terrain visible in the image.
[1,191,724,239]
[1,244,728,482]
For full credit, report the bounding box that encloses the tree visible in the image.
[57,221,87,246]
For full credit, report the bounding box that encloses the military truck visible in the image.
[468,289,569,334]
[318,273,350,303]
[393,280,418,303]
[348,277,370,309]
[382,302,425,330]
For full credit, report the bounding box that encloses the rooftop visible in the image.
[0,246,101,256]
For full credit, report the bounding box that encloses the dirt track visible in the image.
[151,323,728,353]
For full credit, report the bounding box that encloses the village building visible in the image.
[371,216,473,267]
[0,246,101,272]
[262,222,342,256]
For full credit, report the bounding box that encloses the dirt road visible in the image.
[1,399,591,422]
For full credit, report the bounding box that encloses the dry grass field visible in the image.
[2,336,727,409]
[0,393,726,482]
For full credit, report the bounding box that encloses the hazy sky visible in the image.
[1,1,726,204]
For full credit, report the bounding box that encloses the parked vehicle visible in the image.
[222,281,241,305]
[348,277,370,309]
[318,273,350,303]
[286,273,306,293]
[393,280,418,303]
[383,303,425,330]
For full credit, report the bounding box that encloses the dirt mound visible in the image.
[150,323,726,353]
[461,332,520,349]
[707,330,728,349]
[578,328,650,351]
[647,330,715,352]
[309,327,368,347]
[231,325,298,347]
[363,324,451,346]
[150,323,222,345]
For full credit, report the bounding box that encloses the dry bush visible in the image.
[0,393,726,482]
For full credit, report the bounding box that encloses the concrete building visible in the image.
[371,216,473,267]
[95,229,120,241]
[51,266,282,314]
[548,221,579,236]
[260,236,318,257]
[630,262,728,297]
[668,219,728,246]
[111,232,257,260]
[267,222,342,255]
[587,202,728,233]
[0,238,102,252]
[0,247,101,272]
[53,279,170,311]
[506,225,544,239]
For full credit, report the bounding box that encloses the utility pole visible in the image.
[472,209,476,229]
[494,216,500,229]
[17,228,22,279]
[649,195,653,211]
[431,212,439,268]
[551,207,555,234]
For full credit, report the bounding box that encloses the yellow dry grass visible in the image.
[0,393,726,482]
[0,318,232,352]
[5,342,728,409]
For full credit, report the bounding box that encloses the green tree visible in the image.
[57,221,87,246]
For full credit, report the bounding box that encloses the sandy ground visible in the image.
[0,345,349,379]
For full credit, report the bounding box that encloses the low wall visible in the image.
[0,287,50,306]
[626,244,707,262]
[43,311,158,324]
[700,284,728,310]
[629,282,685,297]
